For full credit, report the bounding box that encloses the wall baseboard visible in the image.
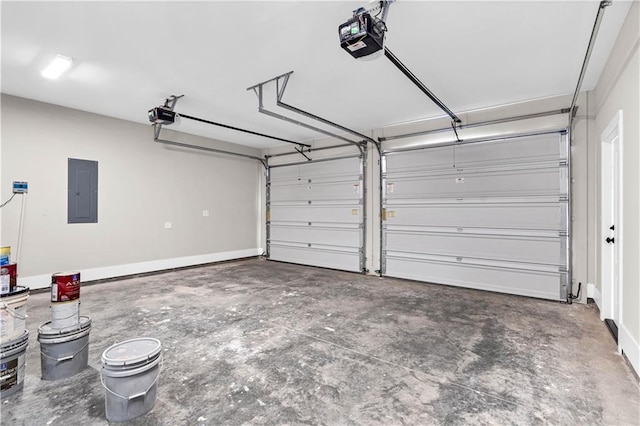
[619,322,640,379]
[588,283,604,320]
[18,248,262,290]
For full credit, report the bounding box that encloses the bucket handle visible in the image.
[40,340,89,362]
[101,356,163,401]
[0,303,28,320]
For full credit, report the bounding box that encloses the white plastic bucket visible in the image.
[38,316,91,381]
[0,287,29,343]
[101,338,162,422]
[0,330,29,398]
[50,300,80,329]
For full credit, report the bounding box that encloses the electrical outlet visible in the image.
[164,222,172,229]
[202,210,209,217]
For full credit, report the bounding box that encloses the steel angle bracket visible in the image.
[248,72,368,156]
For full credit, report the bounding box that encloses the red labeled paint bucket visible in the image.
[51,272,80,302]
[1,263,18,295]
[51,272,81,329]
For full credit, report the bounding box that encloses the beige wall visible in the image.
[1,95,262,287]
[592,2,639,370]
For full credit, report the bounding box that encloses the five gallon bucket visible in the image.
[101,338,162,422]
[0,330,29,398]
[0,286,29,342]
[38,316,91,381]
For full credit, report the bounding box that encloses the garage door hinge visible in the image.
[559,230,568,237]
[559,266,569,273]
[559,160,568,166]
[559,196,569,202]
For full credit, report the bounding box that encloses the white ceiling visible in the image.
[1,1,632,149]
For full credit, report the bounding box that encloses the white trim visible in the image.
[588,283,603,316]
[18,248,262,290]
[619,322,640,378]
[599,110,624,324]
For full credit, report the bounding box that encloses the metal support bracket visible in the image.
[248,73,368,156]
[294,146,312,161]
[274,71,379,149]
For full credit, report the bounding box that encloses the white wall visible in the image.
[1,95,262,289]
[592,2,640,375]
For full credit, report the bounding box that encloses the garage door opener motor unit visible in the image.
[339,2,392,60]
[148,106,176,125]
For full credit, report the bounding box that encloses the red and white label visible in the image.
[51,272,80,302]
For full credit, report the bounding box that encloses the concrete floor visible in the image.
[2,258,639,425]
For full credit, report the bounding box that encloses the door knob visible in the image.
[606,237,615,244]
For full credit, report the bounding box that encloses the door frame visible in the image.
[599,110,623,339]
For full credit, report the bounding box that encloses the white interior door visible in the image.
[267,156,365,272]
[382,132,570,301]
[600,111,623,333]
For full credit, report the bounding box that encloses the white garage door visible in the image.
[382,131,570,301]
[268,155,365,272]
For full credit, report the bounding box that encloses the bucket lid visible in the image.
[0,286,29,298]
[1,330,29,357]
[102,338,162,368]
[38,316,92,338]
[52,271,80,277]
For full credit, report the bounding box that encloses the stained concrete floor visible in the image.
[2,258,639,425]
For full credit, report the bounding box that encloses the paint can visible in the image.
[1,263,18,295]
[38,316,91,381]
[0,330,29,398]
[51,272,80,329]
[0,247,9,266]
[101,338,162,422]
[0,287,29,343]
[51,272,80,302]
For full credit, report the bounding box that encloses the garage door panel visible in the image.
[384,256,561,300]
[384,230,565,266]
[270,244,361,272]
[270,157,361,181]
[384,203,565,230]
[271,224,360,247]
[455,134,565,165]
[270,205,362,223]
[270,181,361,202]
[385,134,566,174]
[385,167,564,200]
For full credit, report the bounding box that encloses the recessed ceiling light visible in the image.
[42,54,73,79]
